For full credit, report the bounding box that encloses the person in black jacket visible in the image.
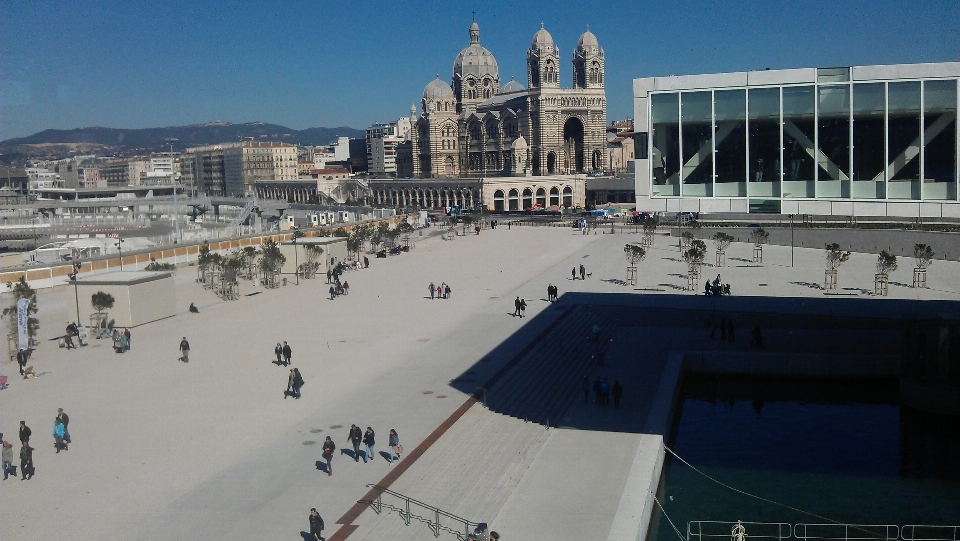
[19,421,31,444]
[348,424,362,462]
[282,342,292,366]
[322,437,335,477]
[274,343,283,365]
[362,427,375,464]
[308,508,325,540]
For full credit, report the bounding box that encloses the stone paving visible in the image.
[2,223,959,541]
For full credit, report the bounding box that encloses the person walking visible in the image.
[436,285,442,299]
[2,440,14,480]
[387,429,400,464]
[309,507,326,540]
[581,376,590,404]
[285,369,295,399]
[362,427,375,463]
[519,298,526,318]
[547,284,552,302]
[348,424,363,462]
[572,267,577,280]
[16,348,27,375]
[123,328,132,350]
[282,341,292,366]
[57,408,70,446]
[440,282,447,299]
[20,441,33,480]
[580,264,586,280]
[513,297,521,317]
[322,436,335,477]
[292,368,304,399]
[612,380,624,408]
[53,417,66,453]
[19,421,31,445]
[329,285,336,300]
[429,282,435,300]
[444,283,451,300]
[179,337,190,362]
[364,256,369,268]
[274,343,283,364]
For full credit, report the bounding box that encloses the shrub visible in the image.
[914,244,935,269]
[825,243,851,270]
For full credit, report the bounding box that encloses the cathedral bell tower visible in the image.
[527,23,559,88]
[573,25,604,89]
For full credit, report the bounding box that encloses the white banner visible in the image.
[17,298,30,351]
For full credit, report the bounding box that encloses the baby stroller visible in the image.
[113,332,129,353]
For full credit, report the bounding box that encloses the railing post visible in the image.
[434,509,441,537]
[404,496,410,526]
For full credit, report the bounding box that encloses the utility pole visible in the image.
[790,214,795,267]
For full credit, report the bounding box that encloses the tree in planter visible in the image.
[91,291,115,315]
[712,232,734,267]
[913,244,935,288]
[683,240,707,291]
[623,243,647,286]
[302,245,324,278]
[750,228,769,263]
[258,240,286,288]
[241,246,259,279]
[874,250,897,296]
[3,277,39,347]
[680,230,695,250]
[197,242,216,282]
[642,216,657,246]
[824,243,851,290]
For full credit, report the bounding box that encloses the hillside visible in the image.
[0,122,364,162]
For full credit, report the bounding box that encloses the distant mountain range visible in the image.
[0,122,365,163]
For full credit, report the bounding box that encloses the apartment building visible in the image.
[182,141,297,196]
[366,118,412,177]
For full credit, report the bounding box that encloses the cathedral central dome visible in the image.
[453,21,499,80]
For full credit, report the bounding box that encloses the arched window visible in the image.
[435,102,440,111]
[549,186,560,207]
[535,187,546,208]
[562,186,573,208]
[493,189,505,212]
[508,188,519,211]
[486,122,499,140]
[522,188,533,210]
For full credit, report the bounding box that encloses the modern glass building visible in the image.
[633,62,959,217]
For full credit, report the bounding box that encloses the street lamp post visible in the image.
[68,261,81,325]
[166,138,180,244]
[790,214,795,267]
[116,237,125,271]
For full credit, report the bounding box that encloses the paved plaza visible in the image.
[2,223,960,541]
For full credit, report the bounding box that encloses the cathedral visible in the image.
[410,20,607,179]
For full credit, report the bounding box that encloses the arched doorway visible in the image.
[522,188,533,210]
[563,117,585,172]
[562,186,573,208]
[592,150,602,172]
[549,187,560,207]
[445,156,454,176]
[547,152,557,174]
[508,189,519,211]
[493,189,505,212]
[535,187,546,208]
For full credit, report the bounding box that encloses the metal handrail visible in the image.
[688,521,793,541]
[360,484,482,540]
[901,526,960,541]
[795,524,899,541]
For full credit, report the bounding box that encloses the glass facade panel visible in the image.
[782,86,816,198]
[651,93,680,196]
[680,91,713,196]
[817,85,850,198]
[852,83,885,198]
[748,87,780,197]
[714,89,747,197]
[888,81,921,199]
[923,80,957,200]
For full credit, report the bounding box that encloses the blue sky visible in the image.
[1,0,957,141]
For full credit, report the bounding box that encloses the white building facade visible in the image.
[633,62,959,217]
[366,118,412,177]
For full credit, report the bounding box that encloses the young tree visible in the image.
[683,239,707,289]
[681,230,695,250]
[825,243,851,270]
[914,244,935,269]
[91,291,115,315]
[750,228,769,247]
[4,277,39,343]
[712,232,734,267]
[642,215,657,246]
[197,242,215,272]
[876,250,898,277]
[303,245,324,278]
[258,239,286,284]
[624,243,646,286]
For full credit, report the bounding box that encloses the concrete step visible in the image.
[476,427,549,522]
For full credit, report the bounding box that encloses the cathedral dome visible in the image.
[453,21,499,79]
[577,26,599,50]
[423,76,454,101]
[500,79,526,93]
[531,24,554,49]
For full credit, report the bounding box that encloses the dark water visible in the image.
[650,377,960,541]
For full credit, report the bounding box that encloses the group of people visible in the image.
[274,341,293,365]
[546,284,559,302]
[112,327,132,353]
[582,376,624,408]
[704,274,732,297]
[572,264,589,280]
[2,409,70,481]
[512,297,527,318]
[285,368,305,399]
[327,262,352,300]
[428,282,452,300]
[320,426,401,477]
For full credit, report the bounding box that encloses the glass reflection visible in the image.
[651,93,680,196]
[681,92,713,195]
[749,87,780,197]
[714,90,746,197]
[923,80,957,200]
[888,81,921,199]
[818,85,850,198]
[782,86,816,198]
[853,83,885,198]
